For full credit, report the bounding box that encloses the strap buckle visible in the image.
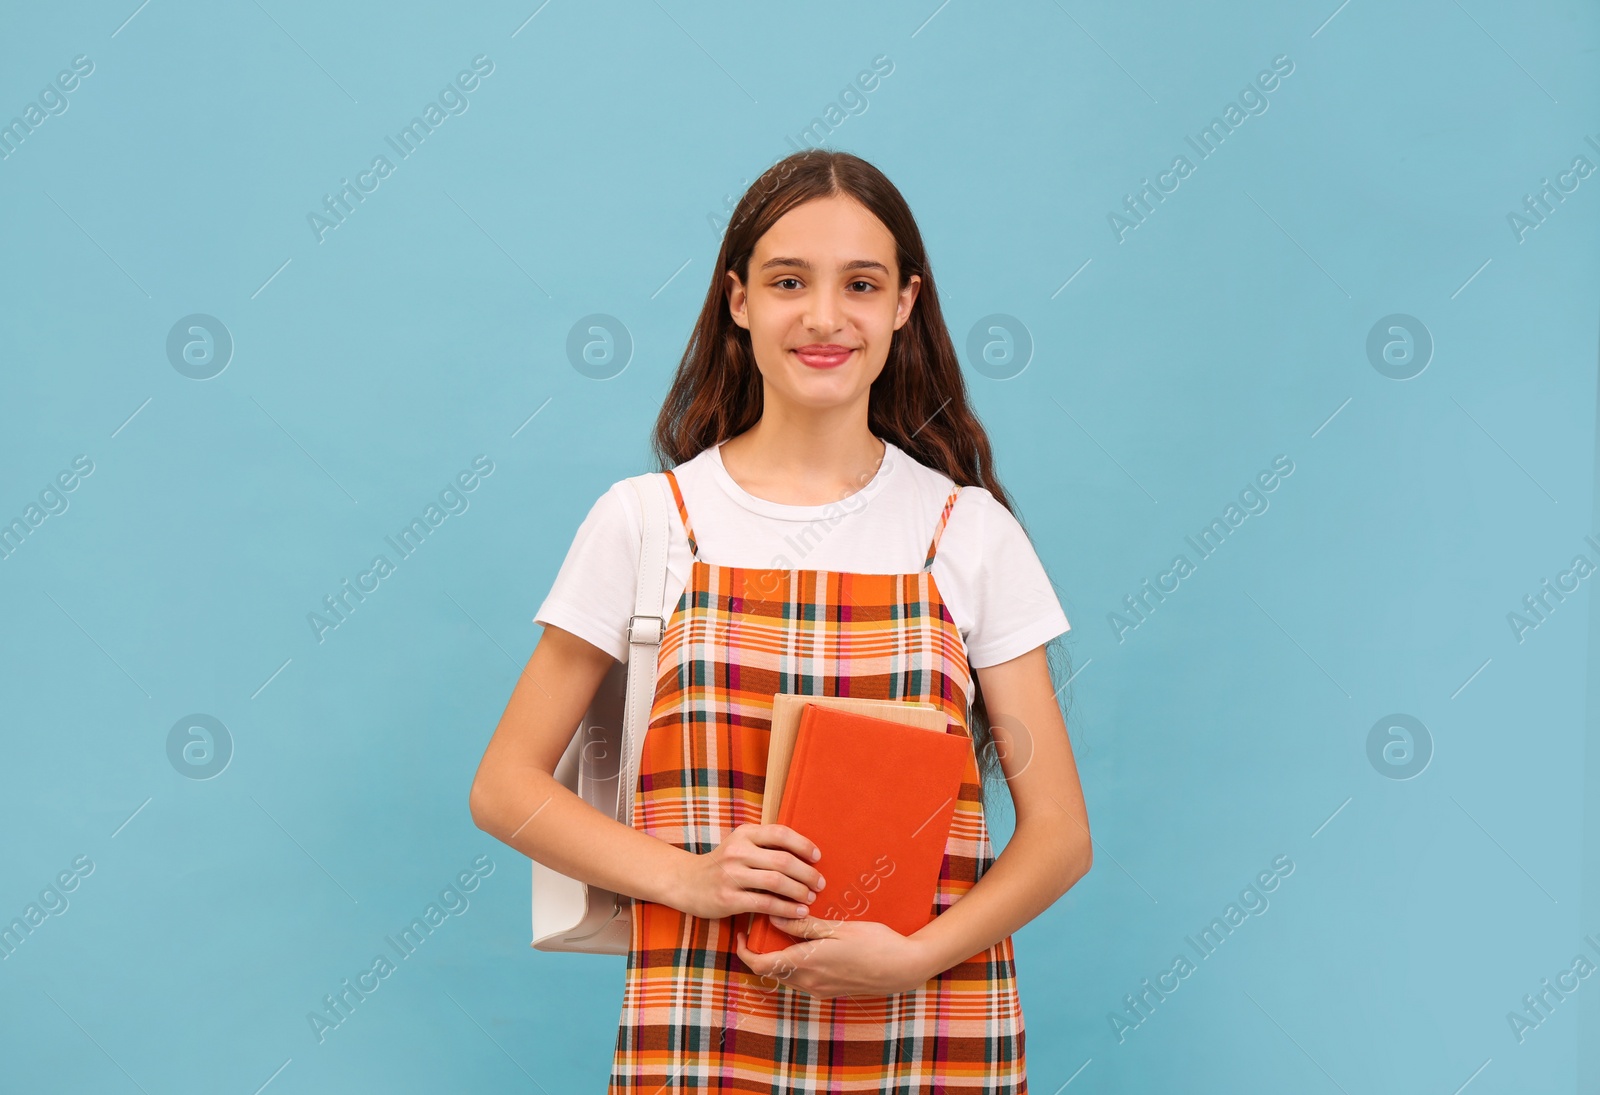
[628,614,664,646]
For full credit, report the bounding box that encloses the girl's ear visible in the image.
[726,269,750,330]
[894,274,922,330]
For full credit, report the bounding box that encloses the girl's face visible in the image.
[727,194,920,414]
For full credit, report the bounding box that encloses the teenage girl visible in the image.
[471,148,1092,1093]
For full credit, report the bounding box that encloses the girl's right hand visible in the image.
[671,823,827,922]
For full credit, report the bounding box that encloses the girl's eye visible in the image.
[776,277,801,290]
[849,280,875,292]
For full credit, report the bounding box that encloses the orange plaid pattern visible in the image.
[609,468,1027,1093]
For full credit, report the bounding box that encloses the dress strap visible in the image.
[922,483,962,570]
[662,469,700,560]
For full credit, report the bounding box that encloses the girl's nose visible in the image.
[804,290,841,332]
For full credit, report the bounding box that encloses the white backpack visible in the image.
[531,472,672,954]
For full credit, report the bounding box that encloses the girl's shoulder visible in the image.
[885,445,1003,536]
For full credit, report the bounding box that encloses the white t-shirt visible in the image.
[533,437,1071,669]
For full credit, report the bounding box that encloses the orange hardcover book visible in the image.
[744,703,971,954]
[762,693,947,826]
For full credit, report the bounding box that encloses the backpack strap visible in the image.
[619,473,670,831]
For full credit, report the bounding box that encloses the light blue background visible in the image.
[2,1,1597,1091]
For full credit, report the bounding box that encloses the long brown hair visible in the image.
[651,148,1073,814]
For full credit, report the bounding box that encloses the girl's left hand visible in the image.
[734,916,933,1000]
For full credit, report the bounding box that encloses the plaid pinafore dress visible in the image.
[611,466,1027,1093]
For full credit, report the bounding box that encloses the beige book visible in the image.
[761,693,949,825]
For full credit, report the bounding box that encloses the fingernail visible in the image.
[817,876,826,889]
[805,890,815,901]
[796,904,808,915]
[811,848,821,861]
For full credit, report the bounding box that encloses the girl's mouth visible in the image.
[793,347,855,369]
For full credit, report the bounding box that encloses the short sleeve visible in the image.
[955,488,1071,669]
[532,481,639,663]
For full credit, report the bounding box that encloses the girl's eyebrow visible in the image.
[759,257,889,274]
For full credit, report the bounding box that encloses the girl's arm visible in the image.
[469,624,826,923]
[907,643,1092,974]
[468,624,691,908]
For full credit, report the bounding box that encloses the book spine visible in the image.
[751,705,816,953]
[774,705,817,829]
